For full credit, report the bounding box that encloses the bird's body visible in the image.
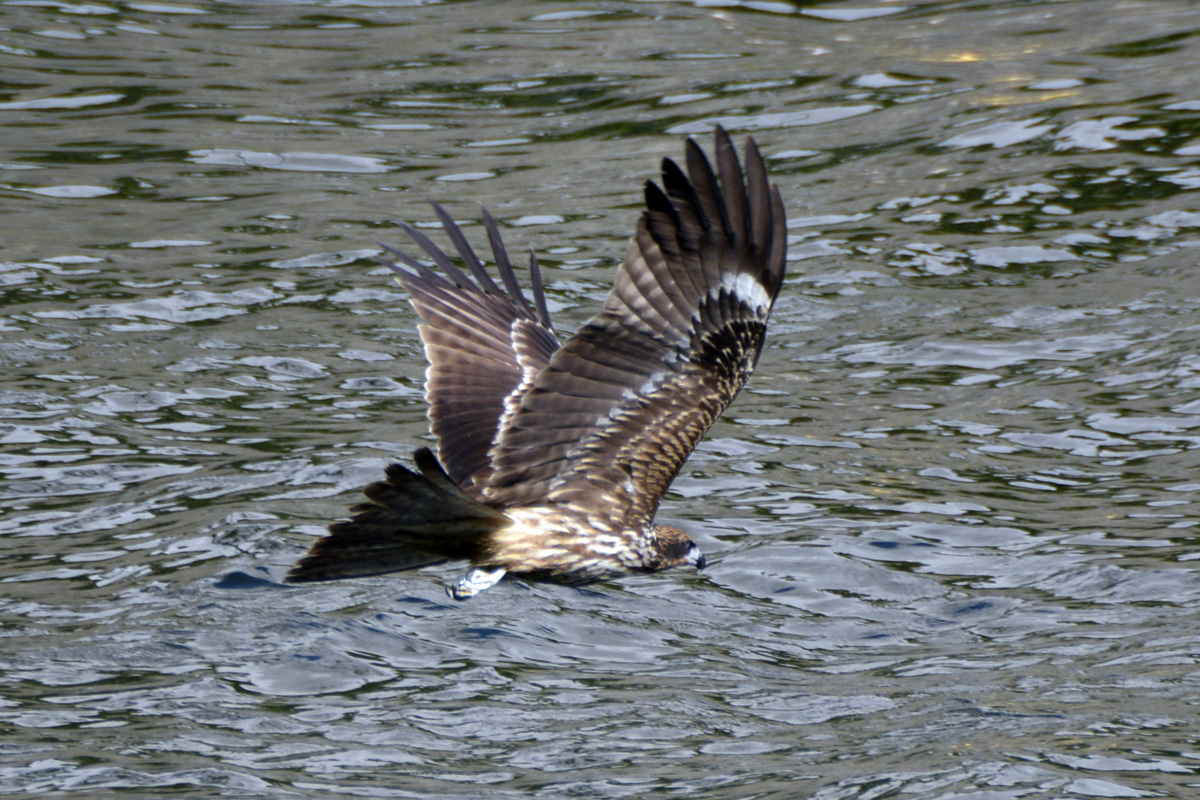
[287,127,787,599]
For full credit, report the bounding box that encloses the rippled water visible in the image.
[4,1,1200,797]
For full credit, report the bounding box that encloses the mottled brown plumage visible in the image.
[287,127,788,599]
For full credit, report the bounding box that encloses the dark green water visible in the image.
[3,1,1200,797]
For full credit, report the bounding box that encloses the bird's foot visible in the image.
[448,566,507,600]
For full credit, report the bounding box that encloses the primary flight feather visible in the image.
[287,126,788,599]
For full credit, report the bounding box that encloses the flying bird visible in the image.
[287,127,788,599]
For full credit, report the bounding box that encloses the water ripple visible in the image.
[3,1,1200,798]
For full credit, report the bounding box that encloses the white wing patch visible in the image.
[691,272,773,333]
[719,271,772,314]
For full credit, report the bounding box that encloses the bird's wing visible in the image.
[382,204,560,498]
[482,127,787,527]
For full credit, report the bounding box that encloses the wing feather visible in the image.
[715,127,749,245]
[383,206,561,497]
[485,127,787,525]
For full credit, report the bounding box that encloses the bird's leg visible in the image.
[448,565,507,600]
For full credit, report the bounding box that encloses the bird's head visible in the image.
[646,525,706,572]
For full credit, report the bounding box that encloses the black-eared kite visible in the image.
[287,127,787,599]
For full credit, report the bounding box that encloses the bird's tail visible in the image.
[285,448,508,582]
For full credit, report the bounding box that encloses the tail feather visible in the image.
[286,448,508,583]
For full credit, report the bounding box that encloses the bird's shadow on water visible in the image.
[213,567,277,590]
[393,594,464,613]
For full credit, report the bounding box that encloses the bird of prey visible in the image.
[287,127,787,600]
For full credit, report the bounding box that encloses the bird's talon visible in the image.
[448,566,507,600]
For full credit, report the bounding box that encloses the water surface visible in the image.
[3,1,1200,797]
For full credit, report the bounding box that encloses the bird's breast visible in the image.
[482,507,650,584]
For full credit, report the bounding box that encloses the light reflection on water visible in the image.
[3,0,1200,797]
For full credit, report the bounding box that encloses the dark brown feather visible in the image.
[286,448,508,582]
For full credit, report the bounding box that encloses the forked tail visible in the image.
[285,448,508,582]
